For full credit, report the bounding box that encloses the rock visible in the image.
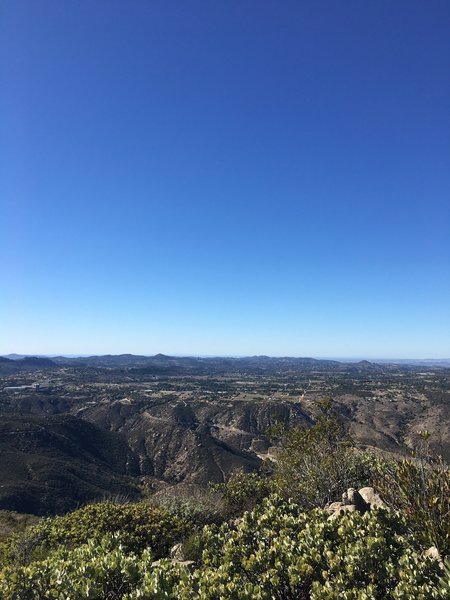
[327,486,385,521]
[170,543,184,561]
[152,559,195,568]
[358,487,386,508]
[342,488,353,504]
[342,488,369,513]
[328,504,357,520]
[327,501,345,513]
[424,546,444,568]
[347,488,369,514]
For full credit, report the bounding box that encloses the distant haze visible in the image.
[2,354,450,368]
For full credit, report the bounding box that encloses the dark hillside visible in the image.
[0,357,57,374]
[0,414,139,515]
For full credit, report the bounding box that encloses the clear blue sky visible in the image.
[1,1,449,358]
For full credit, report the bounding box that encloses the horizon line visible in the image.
[2,352,450,362]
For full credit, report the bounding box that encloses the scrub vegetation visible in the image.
[0,409,448,598]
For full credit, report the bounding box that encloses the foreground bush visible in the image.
[173,496,447,599]
[375,454,450,558]
[0,500,189,566]
[0,534,156,599]
[1,496,447,599]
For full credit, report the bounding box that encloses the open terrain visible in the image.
[0,354,449,515]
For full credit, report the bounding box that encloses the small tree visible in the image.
[209,468,273,517]
[272,399,374,507]
[374,431,450,557]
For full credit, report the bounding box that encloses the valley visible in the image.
[0,354,449,515]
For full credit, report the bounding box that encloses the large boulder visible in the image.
[327,487,386,520]
[328,503,357,520]
[358,487,386,508]
[342,488,369,513]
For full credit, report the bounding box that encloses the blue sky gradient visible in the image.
[1,1,449,357]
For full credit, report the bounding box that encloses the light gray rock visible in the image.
[170,543,184,561]
[424,545,444,568]
[358,487,386,508]
[152,558,195,568]
[342,488,356,504]
[343,488,368,513]
[424,546,440,560]
[328,501,345,513]
[328,504,357,520]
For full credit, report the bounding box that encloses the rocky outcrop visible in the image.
[358,486,385,508]
[327,487,386,520]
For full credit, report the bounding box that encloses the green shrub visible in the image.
[182,532,205,562]
[0,500,189,567]
[210,469,273,517]
[0,534,154,599]
[1,497,447,599]
[0,512,39,545]
[272,403,376,508]
[374,454,450,557]
[148,488,223,528]
[187,496,446,599]
[127,496,447,599]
